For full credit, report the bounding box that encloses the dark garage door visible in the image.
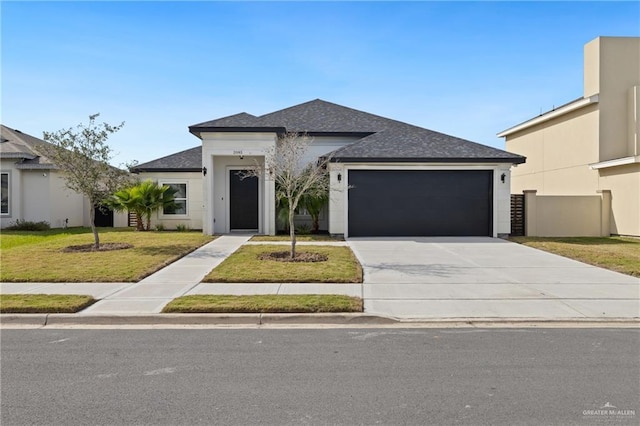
[348,170,493,237]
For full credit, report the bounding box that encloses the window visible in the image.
[295,206,310,216]
[1,172,8,215]
[162,182,187,215]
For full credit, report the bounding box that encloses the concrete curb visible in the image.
[259,313,398,325]
[48,314,262,325]
[1,313,639,327]
[0,314,48,326]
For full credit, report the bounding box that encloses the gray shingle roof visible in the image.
[0,125,58,169]
[189,99,525,164]
[132,146,202,172]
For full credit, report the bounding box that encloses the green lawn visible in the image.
[0,228,214,282]
[204,244,363,283]
[0,294,96,313]
[162,294,363,313]
[510,236,640,277]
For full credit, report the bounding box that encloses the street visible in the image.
[2,328,638,425]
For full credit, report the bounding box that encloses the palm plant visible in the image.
[300,190,328,233]
[108,180,176,231]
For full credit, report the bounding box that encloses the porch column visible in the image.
[264,155,276,235]
[202,153,214,235]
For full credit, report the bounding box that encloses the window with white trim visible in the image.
[1,172,9,215]
[162,182,187,215]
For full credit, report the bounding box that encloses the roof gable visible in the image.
[188,99,525,164]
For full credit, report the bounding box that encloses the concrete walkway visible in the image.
[80,235,252,314]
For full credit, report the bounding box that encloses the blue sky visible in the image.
[2,1,639,166]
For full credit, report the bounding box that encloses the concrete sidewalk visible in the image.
[80,234,252,314]
[0,236,362,316]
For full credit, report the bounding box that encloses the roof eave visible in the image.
[188,126,286,139]
[497,95,599,138]
[589,155,640,170]
[15,163,58,170]
[0,152,37,160]
[131,167,203,173]
[330,157,526,164]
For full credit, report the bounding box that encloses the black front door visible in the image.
[94,205,114,227]
[229,170,258,230]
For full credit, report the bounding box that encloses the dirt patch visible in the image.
[62,243,133,253]
[258,251,328,263]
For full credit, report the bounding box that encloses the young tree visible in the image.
[242,132,331,259]
[40,114,131,249]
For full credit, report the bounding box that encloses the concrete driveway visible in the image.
[347,237,640,319]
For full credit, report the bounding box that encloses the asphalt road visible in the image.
[2,328,638,426]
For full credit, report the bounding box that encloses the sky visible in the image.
[2,1,639,166]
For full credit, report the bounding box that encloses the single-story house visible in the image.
[0,125,128,229]
[498,36,639,237]
[133,99,525,237]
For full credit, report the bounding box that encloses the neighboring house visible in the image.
[134,99,525,237]
[498,36,640,237]
[0,125,127,229]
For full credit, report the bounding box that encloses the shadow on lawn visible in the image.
[133,245,199,256]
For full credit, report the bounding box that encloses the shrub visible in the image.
[175,223,189,232]
[295,224,311,235]
[5,220,51,231]
[154,223,165,231]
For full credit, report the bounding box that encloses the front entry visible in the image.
[94,205,114,227]
[229,170,258,231]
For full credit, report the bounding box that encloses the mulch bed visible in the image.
[258,251,328,263]
[62,243,133,253]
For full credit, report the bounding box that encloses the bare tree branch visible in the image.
[240,132,332,258]
[39,114,132,249]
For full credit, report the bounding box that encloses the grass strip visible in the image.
[510,236,640,277]
[0,294,96,313]
[162,294,363,313]
[204,244,363,283]
[250,235,343,242]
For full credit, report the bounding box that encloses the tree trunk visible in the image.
[90,204,100,249]
[136,215,144,231]
[289,208,296,259]
[146,212,151,231]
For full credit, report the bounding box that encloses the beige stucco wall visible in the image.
[585,37,640,161]
[504,37,640,236]
[136,172,204,230]
[524,191,608,237]
[599,164,640,236]
[507,104,600,195]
